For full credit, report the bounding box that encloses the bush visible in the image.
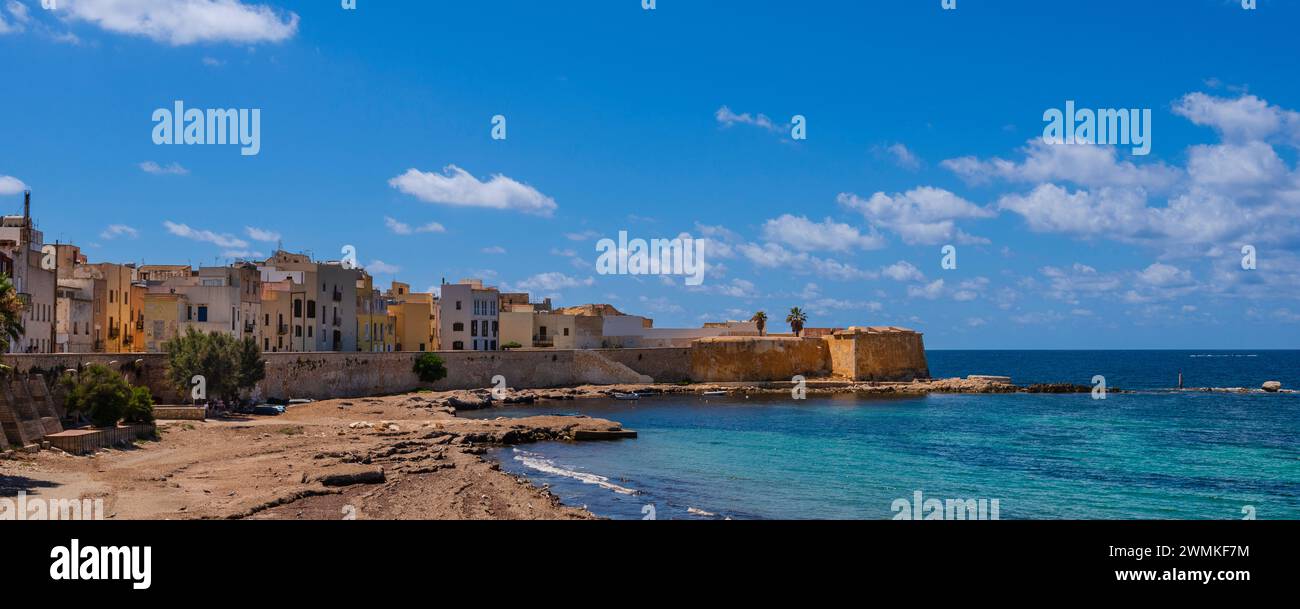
[124,386,155,424]
[413,353,448,384]
[61,365,138,427]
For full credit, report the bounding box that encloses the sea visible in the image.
[461,350,1300,520]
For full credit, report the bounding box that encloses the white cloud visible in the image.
[389,165,557,216]
[942,138,1181,191]
[881,260,925,282]
[139,161,189,175]
[879,142,922,170]
[244,226,280,243]
[222,249,264,259]
[737,242,876,281]
[839,187,994,245]
[55,0,299,46]
[0,1,27,34]
[366,260,400,275]
[481,246,506,254]
[907,279,945,300]
[164,221,248,248]
[100,224,138,240]
[715,106,783,133]
[1172,92,1300,145]
[760,214,885,252]
[512,272,594,293]
[0,175,25,195]
[384,216,446,235]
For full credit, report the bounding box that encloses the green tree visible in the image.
[0,274,25,352]
[413,353,448,384]
[124,386,156,424]
[786,307,807,337]
[750,311,768,336]
[163,329,264,403]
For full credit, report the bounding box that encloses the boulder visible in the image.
[1262,381,1282,393]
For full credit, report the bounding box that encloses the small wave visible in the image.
[512,449,639,496]
[1188,354,1258,358]
[687,507,717,517]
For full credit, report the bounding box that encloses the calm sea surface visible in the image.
[463,351,1300,520]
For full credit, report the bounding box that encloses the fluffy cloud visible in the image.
[0,175,25,195]
[54,0,298,46]
[838,187,993,245]
[942,138,1180,191]
[511,272,595,293]
[1172,92,1300,145]
[881,260,925,282]
[0,0,28,34]
[366,260,400,275]
[163,221,248,248]
[389,165,557,216]
[760,214,885,252]
[737,242,876,281]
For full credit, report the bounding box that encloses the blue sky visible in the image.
[2,0,1299,348]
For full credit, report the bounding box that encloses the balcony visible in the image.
[135,320,145,331]
[123,333,134,346]
[332,312,342,327]
[531,335,554,348]
[332,288,342,302]
[277,323,289,336]
[107,326,120,339]
[244,321,256,334]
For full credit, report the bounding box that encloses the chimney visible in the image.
[23,190,30,222]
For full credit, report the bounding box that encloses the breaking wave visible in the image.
[511,449,639,495]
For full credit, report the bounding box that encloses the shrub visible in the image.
[413,353,448,384]
[61,365,135,427]
[124,386,155,424]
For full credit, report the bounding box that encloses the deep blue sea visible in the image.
[464,351,1300,520]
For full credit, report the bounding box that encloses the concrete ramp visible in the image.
[573,351,654,385]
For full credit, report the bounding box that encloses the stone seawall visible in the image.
[2,349,691,403]
[2,334,927,403]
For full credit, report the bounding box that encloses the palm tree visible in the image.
[0,274,25,352]
[750,311,767,336]
[786,307,807,337]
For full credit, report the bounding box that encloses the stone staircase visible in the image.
[572,351,654,385]
[0,375,62,448]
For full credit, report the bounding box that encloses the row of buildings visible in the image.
[2,191,763,355]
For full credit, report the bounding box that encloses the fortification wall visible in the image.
[688,336,829,382]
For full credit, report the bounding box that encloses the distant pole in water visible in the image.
[1178,371,1184,389]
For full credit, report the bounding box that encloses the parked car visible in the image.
[251,403,286,416]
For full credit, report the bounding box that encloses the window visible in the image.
[455,300,461,310]
[471,320,477,337]
[295,325,302,337]
[265,314,270,326]
[294,299,303,318]
[539,325,547,337]
[563,328,570,336]
[452,322,464,332]
[419,343,425,351]
[452,341,464,350]
[197,306,208,322]
[307,300,316,318]
[492,321,498,336]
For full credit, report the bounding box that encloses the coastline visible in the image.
[2,378,1292,520]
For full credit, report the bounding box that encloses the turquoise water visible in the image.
[465,351,1300,520]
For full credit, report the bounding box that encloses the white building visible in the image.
[438,279,499,351]
[0,192,56,353]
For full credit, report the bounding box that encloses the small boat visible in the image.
[701,390,727,396]
[612,392,640,401]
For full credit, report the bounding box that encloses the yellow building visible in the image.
[356,271,395,352]
[143,292,188,353]
[73,262,141,352]
[386,281,436,352]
